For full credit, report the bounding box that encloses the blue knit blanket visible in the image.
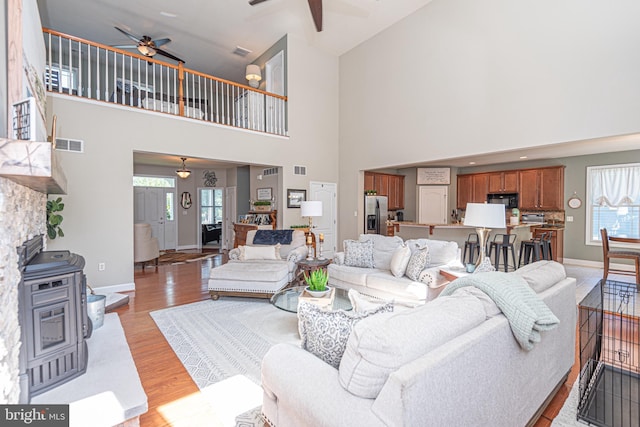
[440,272,559,351]
[253,229,294,245]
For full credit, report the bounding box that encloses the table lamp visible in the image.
[301,200,322,259]
[463,203,506,268]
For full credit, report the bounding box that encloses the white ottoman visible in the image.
[208,261,291,299]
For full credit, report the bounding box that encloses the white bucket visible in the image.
[87,294,106,329]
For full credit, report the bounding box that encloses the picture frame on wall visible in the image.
[287,189,306,208]
[417,167,451,185]
[257,187,273,200]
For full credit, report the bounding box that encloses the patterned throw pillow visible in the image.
[344,239,375,268]
[298,302,394,368]
[405,246,430,281]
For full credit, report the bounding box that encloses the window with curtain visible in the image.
[587,163,640,243]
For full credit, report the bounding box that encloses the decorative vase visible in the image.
[305,286,331,298]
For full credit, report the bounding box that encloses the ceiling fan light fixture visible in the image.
[245,64,262,88]
[176,157,192,179]
[137,44,156,57]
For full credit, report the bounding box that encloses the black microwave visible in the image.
[487,193,518,208]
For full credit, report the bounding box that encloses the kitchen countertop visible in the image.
[391,221,564,235]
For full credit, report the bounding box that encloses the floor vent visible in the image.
[55,138,84,153]
[263,167,278,176]
[294,165,307,176]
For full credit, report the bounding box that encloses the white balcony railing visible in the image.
[43,28,288,136]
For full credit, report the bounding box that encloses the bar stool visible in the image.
[541,231,553,260]
[487,234,517,272]
[518,233,545,268]
[463,233,481,265]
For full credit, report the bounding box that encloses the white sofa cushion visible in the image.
[245,229,306,259]
[239,244,281,260]
[211,260,289,282]
[389,245,412,277]
[359,234,404,270]
[328,264,381,287]
[344,240,375,268]
[298,302,394,368]
[406,238,459,265]
[512,260,567,293]
[339,294,486,398]
[365,272,428,301]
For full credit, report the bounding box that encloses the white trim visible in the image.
[176,244,199,251]
[563,257,636,273]
[93,282,136,293]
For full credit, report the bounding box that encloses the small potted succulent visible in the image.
[303,269,331,297]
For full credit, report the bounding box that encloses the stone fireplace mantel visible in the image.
[0,138,67,194]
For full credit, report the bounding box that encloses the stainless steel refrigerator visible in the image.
[365,195,388,234]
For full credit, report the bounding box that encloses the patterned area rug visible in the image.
[157,251,217,265]
[150,299,299,426]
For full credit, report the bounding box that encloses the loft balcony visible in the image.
[42,28,288,136]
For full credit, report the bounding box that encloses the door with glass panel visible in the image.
[199,188,224,248]
[133,176,177,250]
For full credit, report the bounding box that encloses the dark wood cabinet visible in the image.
[365,172,405,210]
[518,167,564,210]
[457,175,473,209]
[488,171,518,193]
[472,174,489,203]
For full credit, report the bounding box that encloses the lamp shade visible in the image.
[245,64,262,88]
[176,157,191,179]
[463,203,506,229]
[301,201,322,217]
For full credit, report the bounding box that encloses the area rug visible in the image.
[157,251,217,265]
[551,380,581,426]
[150,299,299,426]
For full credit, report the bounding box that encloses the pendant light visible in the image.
[176,157,191,179]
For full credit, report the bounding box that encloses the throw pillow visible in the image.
[348,289,416,314]
[239,244,281,261]
[297,301,394,369]
[405,246,430,281]
[344,239,375,268]
[389,244,412,277]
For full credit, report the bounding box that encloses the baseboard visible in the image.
[176,245,198,251]
[92,282,135,293]
[563,258,636,272]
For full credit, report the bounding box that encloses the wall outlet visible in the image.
[354,210,358,217]
[98,262,106,271]
[566,216,574,222]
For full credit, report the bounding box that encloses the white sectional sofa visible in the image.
[328,234,462,304]
[261,261,576,427]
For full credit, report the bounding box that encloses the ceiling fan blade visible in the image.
[308,0,322,32]
[248,0,269,5]
[152,38,171,48]
[112,44,138,49]
[114,26,142,43]
[155,48,185,64]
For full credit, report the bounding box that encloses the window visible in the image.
[133,176,176,188]
[587,163,640,244]
[200,188,223,225]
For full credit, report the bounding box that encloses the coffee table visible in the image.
[270,286,352,313]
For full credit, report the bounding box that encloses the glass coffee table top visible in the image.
[270,286,352,313]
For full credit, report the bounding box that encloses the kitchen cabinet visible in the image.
[456,175,473,209]
[472,174,489,203]
[532,227,564,263]
[364,172,405,210]
[488,171,518,193]
[518,167,564,210]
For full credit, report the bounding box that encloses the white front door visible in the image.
[309,182,337,258]
[134,186,177,250]
[417,186,448,225]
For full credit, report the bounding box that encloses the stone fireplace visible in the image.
[0,178,47,403]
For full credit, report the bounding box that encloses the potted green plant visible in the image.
[253,200,272,212]
[303,269,331,297]
[46,197,65,239]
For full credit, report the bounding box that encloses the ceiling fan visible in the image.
[113,27,185,63]
[249,0,323,32]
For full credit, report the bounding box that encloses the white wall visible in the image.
[338,0,640,241]
[46,35,339,290]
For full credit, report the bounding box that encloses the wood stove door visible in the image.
[32,298,73,358]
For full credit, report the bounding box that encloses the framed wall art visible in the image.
[287,189,306,208]
[257,187,272,200]
[417,167,451,185]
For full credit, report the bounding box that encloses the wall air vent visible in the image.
[263,167,278,176]
[55,138,84,153]
[294,165,307,176]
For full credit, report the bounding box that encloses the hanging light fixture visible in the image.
[176,157,191,179]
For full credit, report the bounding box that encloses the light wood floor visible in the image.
[117,255,590,426]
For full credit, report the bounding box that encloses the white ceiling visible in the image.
[36,0,433,84]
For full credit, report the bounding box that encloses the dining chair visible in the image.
[600,228,640,285]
